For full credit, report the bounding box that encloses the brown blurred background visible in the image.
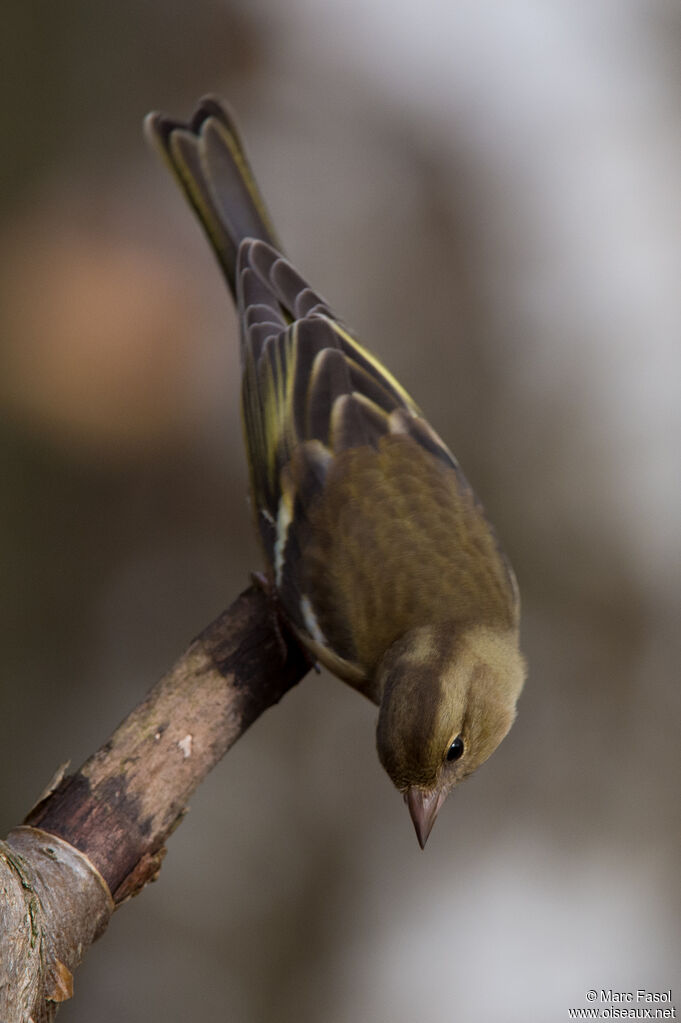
[2,2,680,1020]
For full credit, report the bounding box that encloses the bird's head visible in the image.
[375,622,526,847]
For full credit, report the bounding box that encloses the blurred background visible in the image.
[2,1,680,1020]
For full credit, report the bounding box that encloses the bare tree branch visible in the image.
[0,583,311,1023]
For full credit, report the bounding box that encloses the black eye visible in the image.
[446,736,465,762]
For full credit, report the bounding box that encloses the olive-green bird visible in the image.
[146,97,526,847]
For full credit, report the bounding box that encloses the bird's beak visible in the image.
[405,786,446,848]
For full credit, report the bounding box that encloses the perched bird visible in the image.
[146,97,526,847]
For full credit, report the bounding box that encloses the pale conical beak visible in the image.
[405,787,446,848]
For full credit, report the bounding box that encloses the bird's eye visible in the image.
[446,736,465,762]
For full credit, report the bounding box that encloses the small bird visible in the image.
[146,97,526,847]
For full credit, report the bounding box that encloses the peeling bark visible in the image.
[0,584,310,1022]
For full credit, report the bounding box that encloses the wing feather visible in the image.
[236,236,463,529]
[330,393,389,452]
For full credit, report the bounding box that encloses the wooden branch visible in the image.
[0,583,310,1023]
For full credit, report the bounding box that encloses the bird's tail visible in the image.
[145,96,281,297]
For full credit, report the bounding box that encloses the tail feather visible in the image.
[144,96,280,296]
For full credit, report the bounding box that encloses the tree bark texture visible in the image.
[0,583,310,1023]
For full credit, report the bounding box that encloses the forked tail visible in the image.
[145,96,281,297]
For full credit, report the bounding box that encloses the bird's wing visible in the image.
[234,240,516,687]
[236,237,461,524]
